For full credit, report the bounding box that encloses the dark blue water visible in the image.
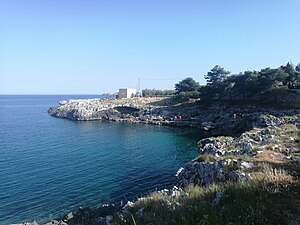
[0,95,201,224]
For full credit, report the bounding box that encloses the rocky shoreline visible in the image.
[14,97,300,225]
[48,97,300,136]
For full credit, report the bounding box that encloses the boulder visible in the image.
[64,212,73,222]
[255,114,284,128]
[201,143,219,155]
[176,160,225,187]
[198,137,234,150]
[176,159,253,187]
[122,201,135,212]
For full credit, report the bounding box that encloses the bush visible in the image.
[175,91,200,103]
[142,89,176,97]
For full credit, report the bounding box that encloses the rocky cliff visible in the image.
[48,97,300,136]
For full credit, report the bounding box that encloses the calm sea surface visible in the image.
[0,95,202,224]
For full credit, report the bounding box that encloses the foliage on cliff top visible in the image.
[142,89,176,97]
[173,62,300,106]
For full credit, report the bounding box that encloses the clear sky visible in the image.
[0,0,299,94]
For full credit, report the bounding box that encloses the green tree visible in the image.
[175,77,201,93]
[255,67,290,104]
[257,67,288,92]
[281,62,297,89]
[295,63,300,88]
[203,66,230,100]
[205,65,230,85]
[296,63,300,73]
[228,71,258,101]
[257,68,277,91]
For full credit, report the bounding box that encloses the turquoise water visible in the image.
[0,95,201,224]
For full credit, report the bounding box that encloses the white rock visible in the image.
[240,161,254,169]
[175,167,184,176]
[122,201,135,212]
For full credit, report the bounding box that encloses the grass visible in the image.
[195,154,216,163]
[221,154,254,162]
[115,161,299,225]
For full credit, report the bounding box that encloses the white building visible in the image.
[118,88,137,98]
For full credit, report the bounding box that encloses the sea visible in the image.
[0,95,202,224]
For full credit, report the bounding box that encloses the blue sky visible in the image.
[0,0,299,94]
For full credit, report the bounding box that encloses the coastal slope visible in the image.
[43,100,300,225]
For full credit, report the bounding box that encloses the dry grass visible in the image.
[254,163,294,184]
[253,150,286,164]
[117,160,299,225]
[195,154,216,162]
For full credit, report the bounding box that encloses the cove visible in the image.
[0,95,202,224]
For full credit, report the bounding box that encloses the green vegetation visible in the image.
[173,77,201,102]
[117,163,298,225]
[175,91,200,102]
[203,65,231,101]
[195,154,216,162]
[175,77,201,93]
[140,62,300,106]
[173,62,300,105]
[202,62,300,105]
[142,89,176,97]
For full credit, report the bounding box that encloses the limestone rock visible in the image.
[64,212,73,222]
[176,159,253,187]
[122,201,135,212]
[176,160,225,187]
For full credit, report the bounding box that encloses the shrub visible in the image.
[175,91,200,103]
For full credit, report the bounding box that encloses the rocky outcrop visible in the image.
[176,158,253,188]
[48,98,149,121]
[176,116,300,188]
[63,205,117,225]
[49,97,300,139]
[48,98,299,141]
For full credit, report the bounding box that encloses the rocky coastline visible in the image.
[48,97,300,136]
[15,97,300,225]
